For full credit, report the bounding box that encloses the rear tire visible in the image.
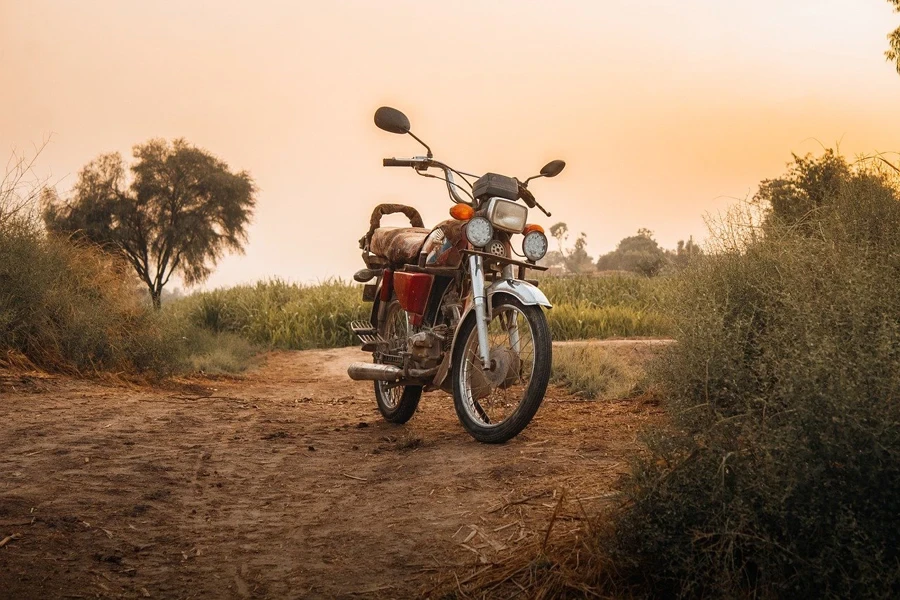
[374,299,422,424]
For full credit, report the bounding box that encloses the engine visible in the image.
[407,325,450,370]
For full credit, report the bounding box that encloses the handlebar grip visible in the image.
[383,158,417,167]
[518,185,537,208]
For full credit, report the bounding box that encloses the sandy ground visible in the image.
[0,344,662,599]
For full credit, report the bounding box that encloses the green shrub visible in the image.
[612,158,900,598]
[171,279,369,349]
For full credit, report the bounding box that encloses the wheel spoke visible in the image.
[377,302,409,409]
[460,304,537,427]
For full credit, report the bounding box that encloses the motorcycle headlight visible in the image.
[522,231,548,262]
[484,198,527,233]
[465,216,493,248]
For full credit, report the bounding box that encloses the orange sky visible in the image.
[2,0,899,288]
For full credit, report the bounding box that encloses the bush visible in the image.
[0,161,255,377]
[0,213,179,375]
[611,157,900,598]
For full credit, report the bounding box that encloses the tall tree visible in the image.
[888,0,900,74]
[44,139,255,308]
[596,228,667,276]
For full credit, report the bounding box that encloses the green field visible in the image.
[170,273,671,350]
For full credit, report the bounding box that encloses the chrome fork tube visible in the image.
[468,254,491,368]
[501,265,522,353]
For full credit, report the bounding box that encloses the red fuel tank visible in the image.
[393,272,433,316]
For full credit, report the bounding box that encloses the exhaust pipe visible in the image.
[347,362,402,382]
[347,362,439,382]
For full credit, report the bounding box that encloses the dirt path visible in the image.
[0,346,661,599]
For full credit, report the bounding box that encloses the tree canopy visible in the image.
[596,228,668,276]
[753,150,900,238]
[888,0,900,74]
[44,139,256,308]
[754,149,850,231]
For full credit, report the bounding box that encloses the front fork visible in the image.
[468,256,522,370]
[468,254,492,369]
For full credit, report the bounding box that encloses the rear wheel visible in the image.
[373,299,422,423]
[451,297,551,443]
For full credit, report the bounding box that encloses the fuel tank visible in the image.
[419,219,467,269]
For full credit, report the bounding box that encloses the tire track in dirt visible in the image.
[0,345,662,599]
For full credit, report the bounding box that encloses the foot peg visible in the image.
[353,268,379,283]
[349,320,380,351]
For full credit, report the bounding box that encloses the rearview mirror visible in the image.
[374,106,410,135]
[540,160,566,178]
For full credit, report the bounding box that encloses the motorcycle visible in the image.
[347,106,565,443]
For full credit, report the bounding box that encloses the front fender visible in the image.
[486,279,552,309]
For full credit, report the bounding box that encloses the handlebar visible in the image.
[382,156,472,206]
[382,157,421,167]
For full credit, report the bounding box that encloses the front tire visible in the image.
[374,299,422,424]
[451,296,551,443]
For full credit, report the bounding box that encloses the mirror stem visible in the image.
[407,131,433,158]
[522,174,543,188]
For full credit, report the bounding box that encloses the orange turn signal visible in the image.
[450,204,474,221]
[523,223,545,235]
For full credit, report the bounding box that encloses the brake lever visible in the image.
[534,201,551,217]
[517,181,537,209]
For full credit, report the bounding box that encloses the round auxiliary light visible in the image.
[465,216,493,248]
[522,230,549,262]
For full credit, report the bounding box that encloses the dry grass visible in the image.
[551,344,654,400]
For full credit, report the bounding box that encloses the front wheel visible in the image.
[451,296,551,443]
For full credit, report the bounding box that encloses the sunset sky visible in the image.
[3,0,899,289]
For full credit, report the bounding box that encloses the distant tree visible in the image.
[888,0,900,74]
[596,228,667,276]
[754,150,850,231]
[668,235,704,269]
[547,222,594,273]
[549,222,569,255]
[538,250,565,268]
[44,139,255,309]
[565,232,594,273]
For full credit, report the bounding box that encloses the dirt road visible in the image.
[0,346,660,599]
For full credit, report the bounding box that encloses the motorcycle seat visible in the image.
[369,227,430,265]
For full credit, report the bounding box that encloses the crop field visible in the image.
[171,273,671,350]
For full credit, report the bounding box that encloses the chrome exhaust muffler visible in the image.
[347,362,402,382]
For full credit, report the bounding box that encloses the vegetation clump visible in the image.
[612,152,900,598]
[0,152,256,376]
[551,344,649,400]
[43,139,256,309]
